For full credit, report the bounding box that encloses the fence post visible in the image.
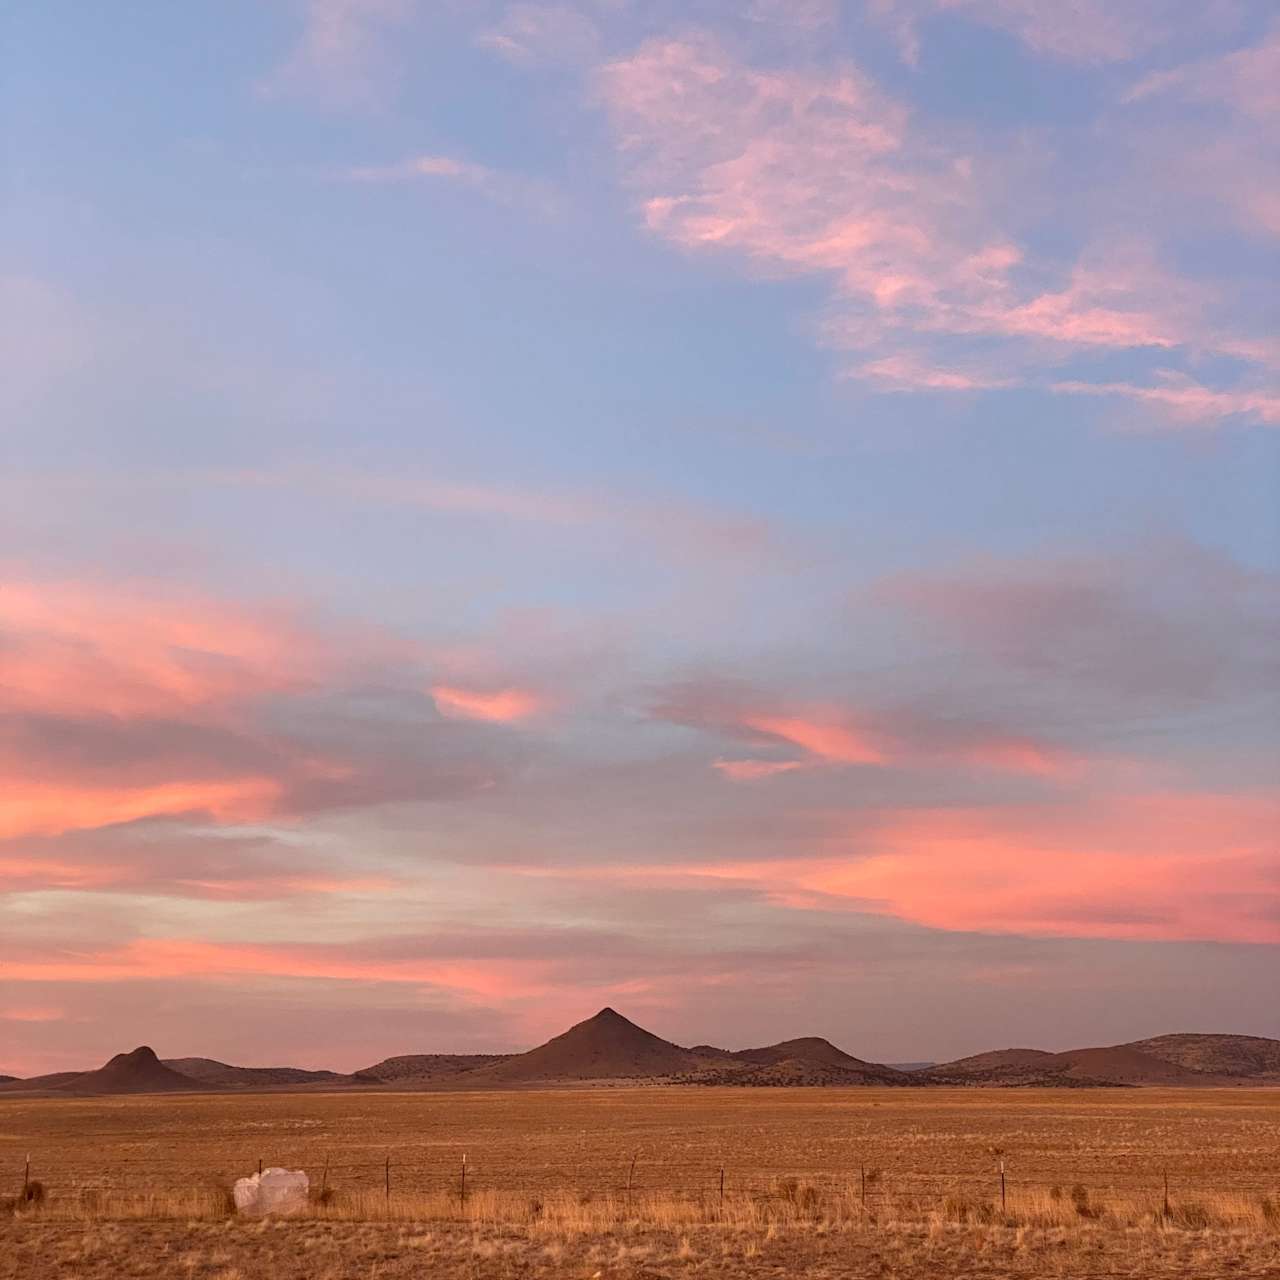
[258,1157,263,1177]
[719,1167,725,1211]
[459,1154,467,1212]
[860,1163,866,1211]
[23,1154,30,1198]
[321,1155,330,1198]
[385,1155,390,1205]
[1163,1169,1170,1219]
[999,1159,1006,1212]
[626,1151,637,1211]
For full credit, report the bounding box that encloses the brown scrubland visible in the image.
[3,1085,1279,1278]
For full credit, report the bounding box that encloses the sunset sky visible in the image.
[2,1,1278,1076]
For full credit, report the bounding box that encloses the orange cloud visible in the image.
[0,579,332,721]
[0,778,283,841]
[431,684,545,723]
[570,790,1279,944]
[2,938,561,1002]
[0,1006,65,1023]
[742,714,884,765]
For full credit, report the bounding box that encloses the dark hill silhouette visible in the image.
[5,1021,1277,1093]
[1123,1033,1280,1081]
[680,1036,910,1085]
[733,1037,887,1070]
[0,1070,86,1093]
[921,1042,1239,1087]
[163,1057,353,1088]
[473,1008,709,1082]
[354,1053,513,1085]
[55,1046,205,1095]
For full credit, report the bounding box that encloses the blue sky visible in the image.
[1,0,1277,1073]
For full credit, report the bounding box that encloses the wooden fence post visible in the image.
[860,1163,866,1211]
[1163,1169,1170,1219]
[719,1167,725,1211]
[258,1157,263,1177]
[626,1151,637,1210]
[459,1154,467,1211]
[385,1155,391,1204]
[320,1155,329,1198]
[999,1159,1006,1212]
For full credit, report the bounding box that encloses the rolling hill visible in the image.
[54,1047,206,1095]
[163,1057,353,1088]
[353,1053,513,1085]
[469,1008,709,1083]
[919,1039,1271,1087]
[1125,1033,1280,1082]
[4,1019,1276,1093]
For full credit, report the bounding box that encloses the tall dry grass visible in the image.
[10,1179,1280,1238]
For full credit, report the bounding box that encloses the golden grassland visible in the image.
[3,1087,1279,1277]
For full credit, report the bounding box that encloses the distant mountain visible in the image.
[55,1047,205,1095]
[163,1057,353,1088]
[919,1035,1280,1087]
[0,1070,90,1093]
[354,1053,513,1085]
[5,1022,1276,1094]
[682,1036,909,1086]
[471,1008,708,1083]
[1124,1034,1280,1082]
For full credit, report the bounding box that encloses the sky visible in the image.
[1,0,1277,1076]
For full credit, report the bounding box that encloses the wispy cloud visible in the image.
[342,153,561,214]
[871,0,1225,66]
[261,0,416,104]
[594,29,1276,430]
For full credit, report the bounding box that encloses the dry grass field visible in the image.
[3,1087,1278,1277]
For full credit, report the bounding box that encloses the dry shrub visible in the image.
[1071,1183,1101,1219]
[1167,1200,1215,1231]
[942,1194,995,1225]
[774,1178,821,1220]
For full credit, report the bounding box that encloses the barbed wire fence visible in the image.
[7,1151,1260,1222]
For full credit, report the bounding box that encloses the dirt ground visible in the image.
[3,1086,1278,1203]
[2,1087,1278,1278]
[4,1217,1280,1280]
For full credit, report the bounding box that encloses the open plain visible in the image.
[3,1087,1278,1277]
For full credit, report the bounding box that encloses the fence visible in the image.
[7,1150,1256,1226]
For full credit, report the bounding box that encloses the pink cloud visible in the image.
[478,3,601,66]
[655,682,1078,780]
[343,153,560,214]
[261,0,414,104]
[713,758,808,782]
[1052,376,1280,427]
[1126,26,1280,119]
[853,354,1014,391]
[0,579,334,721]
[0,1007,65,1024]
[431,683,546,723]
[520,790,1279,944]
[598,33,1239,404]
[0,778,284,842]
[742,713,885,765]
